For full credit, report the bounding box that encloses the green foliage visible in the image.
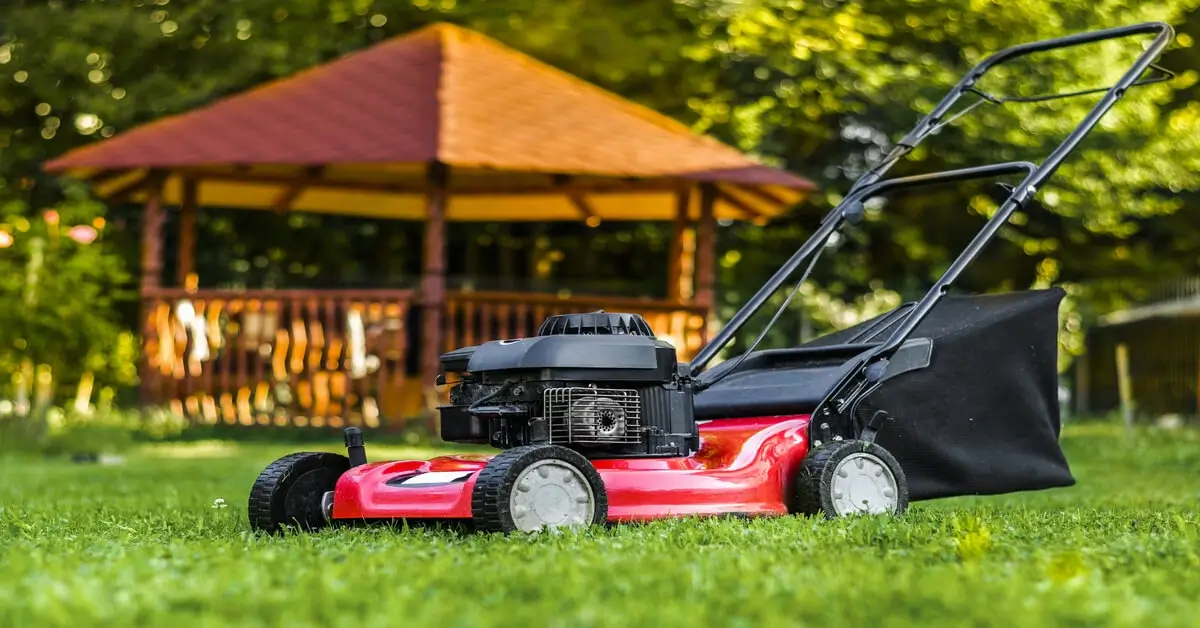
[0,421,1198,625]
[0,180,137,401]
[4,0,1200,368]
[40,409,138,456]
[0,403,188,456]
[686,0,1200,353]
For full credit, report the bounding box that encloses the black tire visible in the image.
[471,445,607,534]
[793,439,909,519]
[248,452,350,535]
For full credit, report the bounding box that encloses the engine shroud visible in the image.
[436,314,698,458]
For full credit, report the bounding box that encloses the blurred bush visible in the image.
[0,404,189,457]
[0,180,138,409]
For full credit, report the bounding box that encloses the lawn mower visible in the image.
[249,22,1175,534]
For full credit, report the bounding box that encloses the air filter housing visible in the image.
[536,311,655,337]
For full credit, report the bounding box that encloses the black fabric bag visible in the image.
[807,288,1075,500]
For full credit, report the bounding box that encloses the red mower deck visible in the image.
[331,416,810,523]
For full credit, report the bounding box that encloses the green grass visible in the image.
[1,421,1198,627]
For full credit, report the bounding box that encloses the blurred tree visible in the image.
[0,179,138,404]
[1,0,1198,368]
[678,0,1200,351]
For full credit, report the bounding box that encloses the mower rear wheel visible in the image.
[471,445,607,534]
[248,452,350,535]
[793,439,908,518]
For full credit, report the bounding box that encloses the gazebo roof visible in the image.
[44,22,816,222]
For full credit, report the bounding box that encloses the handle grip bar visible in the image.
[689,22,1174,382]
[691,161,1038,379]
[899,21,1173,151]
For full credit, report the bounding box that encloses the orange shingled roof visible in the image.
[44,23,816,221]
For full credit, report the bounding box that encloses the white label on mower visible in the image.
[401,471,475,485]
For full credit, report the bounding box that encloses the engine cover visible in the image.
[436,321,697,458]
[458,334,677,383]
[536,311,655,337]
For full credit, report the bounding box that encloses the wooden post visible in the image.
[139,181,166,405]
[1074,349,1090,418]
[1115,343,1134,436]
[420,163,449,408]
[141,187,165,295]
[498,224,514,287]
[177,177,198,288]
[530,221,549,291]
[667,188,691,302]
[1194,343,1200,421]
[694,183,718,310]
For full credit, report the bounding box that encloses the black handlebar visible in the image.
[691,22,1176,381]
[691,161,1038,382]
[897,21,1173,152]
[687,21,1175,431]
[976,21,1171,72]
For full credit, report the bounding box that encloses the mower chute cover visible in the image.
[247,22,1175,535]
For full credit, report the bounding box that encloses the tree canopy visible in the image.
[3,0,1200,382]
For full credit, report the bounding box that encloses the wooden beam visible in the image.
[695,183,718,310]
[271,166,324,213]
[420,162,449,404]
[103,169,164,205]
[272,186,306,213]
[471,180,690,196]
[733,183,790,208]
[177,177,199,287]
[80,168,125,185]
[567,192,600,227]
[171,167,688,196]
[714,185,767,222]
[667,188,692,302]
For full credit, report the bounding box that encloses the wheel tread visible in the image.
[792,439,909,519]
[248,452,349,534]
[471,445,607,533]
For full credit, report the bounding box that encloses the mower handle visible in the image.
[804,25,1176,441]
[852,21,1174,193]
[690,160,1038,381]
[973,22,1172,72]
[853,22,1174,360]
[849,161,1036,202]
[690,21,1174,386]
[896,22,1174,153]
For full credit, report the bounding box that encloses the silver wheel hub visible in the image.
[509,459,596,532]
[830,452,898,516]
[321,491,335,522]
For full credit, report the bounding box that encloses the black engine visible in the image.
[436,312,698,458]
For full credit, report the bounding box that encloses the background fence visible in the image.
[1076,277,1200,422]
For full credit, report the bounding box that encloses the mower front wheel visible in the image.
[793,439,909,519]
[248,452,350,535]
[471,445,607,534]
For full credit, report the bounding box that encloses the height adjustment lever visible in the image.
[861,410,892,443]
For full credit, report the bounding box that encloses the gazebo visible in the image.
[43,23,816,429]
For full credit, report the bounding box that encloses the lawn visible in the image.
[1,421,1198,627]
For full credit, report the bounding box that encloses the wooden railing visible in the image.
[141,288,710,428]
[141,288,416,428]
[444,291,711,359]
